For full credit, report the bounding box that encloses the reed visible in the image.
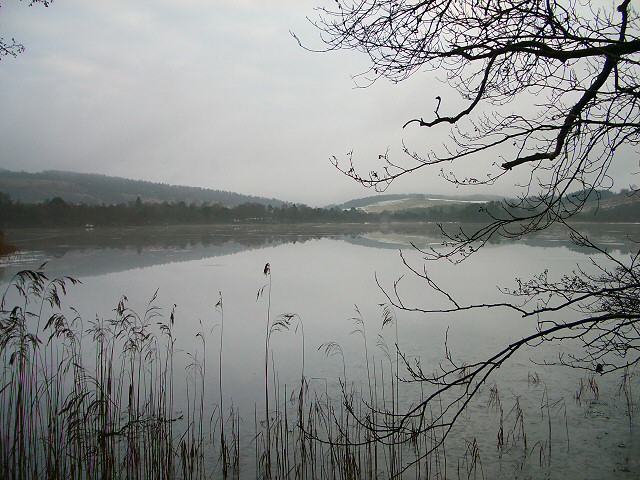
[0,269,209,479]
[1,266,635,479]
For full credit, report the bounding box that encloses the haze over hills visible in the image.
[341,189,640,214]
[333,193,503,213]
[1,170,638,221]
[0,169,288,207]
[0,169,503,209]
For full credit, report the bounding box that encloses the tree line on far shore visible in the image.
[0,190,637,228]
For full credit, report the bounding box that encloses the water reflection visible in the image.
[3,223,639,280]
[1,223,639,478]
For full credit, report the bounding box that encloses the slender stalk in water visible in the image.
[257,262,273,478]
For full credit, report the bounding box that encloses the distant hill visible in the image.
[576,188,640,221]
[0,170,287,207]
[333,193,502,213]
[2,169,637,221]
[335,189,640,221]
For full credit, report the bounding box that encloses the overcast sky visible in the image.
[1,1,637,206]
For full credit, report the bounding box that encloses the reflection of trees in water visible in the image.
[3,225,363,278]
[347,223,640,256]
[8,223,640,252]
[6,225,387,253]
[509,224,640,256]
[4,224,640,279]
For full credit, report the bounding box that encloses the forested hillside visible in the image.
[0,187,638,228]
[0,170,286,207]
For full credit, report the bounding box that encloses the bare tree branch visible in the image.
[303,2,640,471]
[309,0,640,245]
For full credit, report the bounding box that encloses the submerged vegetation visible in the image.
[1,266,636,479]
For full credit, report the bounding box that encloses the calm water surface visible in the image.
[2,223,639,478]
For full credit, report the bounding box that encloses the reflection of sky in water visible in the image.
[1,225,638,478]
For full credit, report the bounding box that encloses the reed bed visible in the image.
[0,267,630,479]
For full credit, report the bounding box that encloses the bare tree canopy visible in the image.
[302,1,640,471]
[0,1,52,59]
[302,0,640,255]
